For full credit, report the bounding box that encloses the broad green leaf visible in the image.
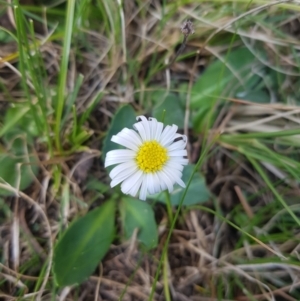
[0,105,31,138]
[102,105,136,161]
[190,48,257,108]
[190,48,258,131]
[0,153,38,196]
[53,200,115,286]
[152,93,185,128]
[0,135,39,196]
[120,197,158,250]
[152,164,210,206]
[236,90,270,103]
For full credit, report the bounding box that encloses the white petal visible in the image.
[164,166,186,188]
[167,139,187,151]
[159,176,167,191]
[147,173,156,195]
[111,135,139,151]
[154,120,164,140]
[139,116,151,140]
[117,128,143,146]
[152,172,162,194]
[160,125,178,147]
[133,121,146,141]
[159,125,171,142]
[139,174,149,200]
[105,149,135,167]
[168,149,188,157]
[164,166,182,180]
[110,165,138,187]
[169,157,189,165]
[165,161,184,171]
[176,177,186,188]
[149,118,158,140]
[128,174,144,197]
[121,170,143,196]
[174,134,187,144]
[105,157,132,167]
[106,149,136,158]
[134,116,151,141]
[109,161,136,178]
[157,170,174,193]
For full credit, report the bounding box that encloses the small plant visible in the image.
[53,108,210,286]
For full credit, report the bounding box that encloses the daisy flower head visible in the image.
[105,116,188,201]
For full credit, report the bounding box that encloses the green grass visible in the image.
[1,0,300,300]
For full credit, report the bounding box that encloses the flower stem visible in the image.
[163,251,171,301]
[165,191,173,223]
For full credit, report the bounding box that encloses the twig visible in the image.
[169,20,195,67]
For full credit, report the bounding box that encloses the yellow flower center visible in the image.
[136,141,169,173]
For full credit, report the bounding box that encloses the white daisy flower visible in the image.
[105,116,188,201]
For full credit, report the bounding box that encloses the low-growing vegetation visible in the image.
[1,0,300,300]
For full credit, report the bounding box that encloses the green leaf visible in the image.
[190,48,259,131]
[236,90,270,103]
[0,152,38,196]
[152,164,210,206]
[0,135,38,196]
[0,104,34,138]
[102,105,136,161]
[120,197,158,250]
[190,48,257,108]
[53,200,115,287]
[152,93,186,128]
